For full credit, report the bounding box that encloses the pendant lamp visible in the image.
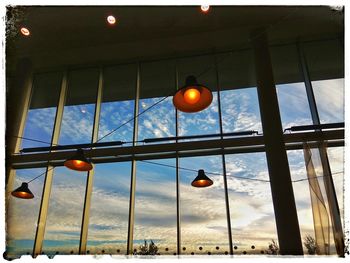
[64,148,93,172]
[173,75,213,113]
[191,169,213,187]
[11,182,34,199]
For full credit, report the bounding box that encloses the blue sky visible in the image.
[8,77,344,256]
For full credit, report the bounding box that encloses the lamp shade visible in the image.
[11,182,34,199]
[191,169,213,187]
[64,148,93,171]
[173,76,213,113]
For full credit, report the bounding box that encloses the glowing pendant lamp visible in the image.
[173,75,213,113]
[64,148,93,172]
[191,169,213,187]
[11,182,34,199]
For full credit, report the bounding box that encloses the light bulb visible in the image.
[184,88,201,105]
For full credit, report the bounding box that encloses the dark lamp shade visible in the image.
[191,169,213,187]
[173,75,213,113]
[64,149,93,171]
[11,182,34,199]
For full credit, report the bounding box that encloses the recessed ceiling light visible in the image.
[107,15,116,25]
[20,27,30,36]
[200,5,210,13]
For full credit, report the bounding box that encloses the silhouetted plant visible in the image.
[303,234,317,255]
[265,239,279,255]
[137,240,158,255]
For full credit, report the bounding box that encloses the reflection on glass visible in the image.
[326,147,344,229]
[87,162,131,255]
[312,78,344,124]
[180,156,229,255]
[59,68,99,145]
[276,82,313,129]
[42,167,87,255]
[226,153,277,254]
[21,72,62,150]
[220,88,262,133]
[6,169,45,258]
[134,159,177,255]
[288,149,339,255]
[99,64,136,143]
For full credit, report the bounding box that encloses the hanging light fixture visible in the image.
[11,182,34,199]
[173,75,213,113]
[64,148,93,171]
[191,169,213,187]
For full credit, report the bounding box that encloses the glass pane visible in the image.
[59,68,99,145]
[138,60,176,143]
[225,153,277,254]
[312,78,344,124]
[288,149,339,255]
[21,72,62,149]
[177,55,220,138]
[326,147,344,229]
[98,64,136,143]
[303,39,344,124]
[271,44,313,130]
[180,155,229,255]
[6,168,45,258]
[134,159,177,255]
[276,82,313,129]
[220,88,262,133]
[42,167,87,255]
[87,162,131,255]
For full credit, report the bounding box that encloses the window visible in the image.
[226,153,277,254]
[98,64,136,143]
[179,155,229,255]
[133,159,177,255]
[6,168,45,257]
[59,68,99,145]
[87,162,131,255]
[42,168,87,255]
[21,72,62,149]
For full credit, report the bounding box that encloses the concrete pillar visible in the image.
[251,29,303,255]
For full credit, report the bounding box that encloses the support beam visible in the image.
[126,63,140,255]
[79,67,103,254]
[251,29,303,255]
[33,71,68,257]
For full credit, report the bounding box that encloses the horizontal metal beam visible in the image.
[286,122,344,132]
[10,129,344,169]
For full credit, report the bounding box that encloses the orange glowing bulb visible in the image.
[73,160,84,167]
[184,88,201,105]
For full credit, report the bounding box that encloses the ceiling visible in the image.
[6,6,344,73]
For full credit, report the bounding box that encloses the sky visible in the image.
[6,57,345,258]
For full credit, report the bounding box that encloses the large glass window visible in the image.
[218,50,262,133]
[42,168,87,255]
[303,39,344,124]
[133,159,177,255]
[59,68,99,145]
[87,162,131,255]
[179,155,229,255]
[226,153,277,254]
[6,168,45,258]
[98,64,136,143]
[138,60,176,143]
[271,44,313,130]
[21,72,62,149]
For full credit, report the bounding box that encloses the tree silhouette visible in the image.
[136,240,158,255]
[265,239,279,255]
[303,234,317,255]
